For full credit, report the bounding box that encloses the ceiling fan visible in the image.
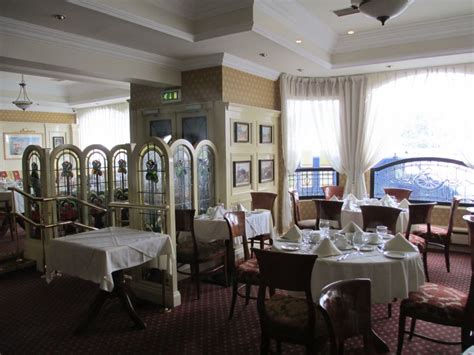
[333,0,414,26]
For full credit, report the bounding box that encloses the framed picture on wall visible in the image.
[52,136,65,148]
[234,122,250,143]
[3,132,42,160]
[259,159,274,183]
[259,125,273,144]
[233,161,252,187]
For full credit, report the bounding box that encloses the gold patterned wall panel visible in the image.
[0,110,75,124]
[130,67,223,110]
[222,66,280,111]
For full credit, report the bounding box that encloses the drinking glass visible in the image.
[319,219,330,239]
[352,232,364,254]
[376,225,388,239]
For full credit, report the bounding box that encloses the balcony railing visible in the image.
[370,157,474,205]
[288,167,339,199]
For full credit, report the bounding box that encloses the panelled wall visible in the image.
[0,110,76,172]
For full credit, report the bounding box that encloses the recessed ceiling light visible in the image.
[295,39,303,44]
[259,53,267,57]
[53,14,66,21]
[297,69,303,72]
[347,30,355,35]
[386,65,392,68]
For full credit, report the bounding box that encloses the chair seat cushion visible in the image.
[408,234,426,252]
[177,240,226,263]
[401,282,467,325]
[413,225,449,244]
[236,257,260,284]
[297,219,316,230]
[265,294,328,337]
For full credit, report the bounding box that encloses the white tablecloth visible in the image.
[47,227,174,292]
[0,191,25,214]
[194,210,274,242]
[274,240,425,304]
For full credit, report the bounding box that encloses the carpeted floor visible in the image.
[0,251,471,354]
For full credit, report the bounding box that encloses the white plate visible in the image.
[360,245,375,252]
[383,251,406,259]
[336,245,353,251]
[280,244,300,251]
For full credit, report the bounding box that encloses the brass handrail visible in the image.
[8,187,107,212]
[108,201,169,211]
[11,212,98,231]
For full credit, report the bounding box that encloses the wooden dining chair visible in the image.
[412,196,461,273]
[404,202,437,282]
[314,199,344,230]
[360,205,402,234]
[289,190,316,229]
[224,211,260,320]
[319,279,389,354]
[253,248,327,354]
[397,214,474,353]
[383,188,412,201]
[175,209,228,300]
[322,185,344,200]
[249,192,277,251]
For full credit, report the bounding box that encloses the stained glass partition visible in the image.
[110,145,132,226]
[171,140,193,210]
[84,145,109,228]
[195,140,216,215]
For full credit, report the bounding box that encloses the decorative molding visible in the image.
[153,0,254,20]
[0,109,76,123]
[0,16,180,69]
[194,21,254,42]
[66,0,194,42]
[254,0,337,53]
[334,15,474,54]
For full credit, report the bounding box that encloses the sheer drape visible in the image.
[77,102,130,149]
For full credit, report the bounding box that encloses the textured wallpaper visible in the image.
[0,110,75,124]
[222,66,280,111]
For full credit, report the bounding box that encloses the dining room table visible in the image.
[46,226,174,333]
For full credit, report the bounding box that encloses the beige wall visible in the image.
[0,110,76,172]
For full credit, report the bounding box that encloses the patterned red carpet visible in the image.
[0,251,471,354]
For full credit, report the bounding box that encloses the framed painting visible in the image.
[259,125,273,144]
[52,136,65,148]
[259,159,274,183]
[3,132,42,160]
[234,122,250,143]
[233,161,251,187]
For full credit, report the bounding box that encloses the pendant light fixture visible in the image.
[12,74,33,111]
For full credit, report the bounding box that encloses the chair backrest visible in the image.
[175,208,197,251]
[383,188,412,201]
[319,279,372,353]
[314,199,343,229]
[289,190,302,223]
[224,211,250,260]
[446,197,462,236]
[254,248,318,334]
[251,192,277,225]
[360,205,402,234]
[462,215,474,331]
[322,185,344,200]
[405,202,437,238]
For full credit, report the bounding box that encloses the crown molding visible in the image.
[0,17,180,70]
[194,21,254,42]
[66,0,194,42]
[254,0,337,53]
[335,15,474,54]
[153,0,254,20]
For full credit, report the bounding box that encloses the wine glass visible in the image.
[319,219,330,239]
[352,232,364,254]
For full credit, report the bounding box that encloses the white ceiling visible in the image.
[0,0,472,85]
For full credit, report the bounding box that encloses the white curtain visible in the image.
[280,74,396,230]
[77,102,130,149]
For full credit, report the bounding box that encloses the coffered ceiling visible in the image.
[0,0,472,85]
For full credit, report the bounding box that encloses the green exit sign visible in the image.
[161,88,181,103]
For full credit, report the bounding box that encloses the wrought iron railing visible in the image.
[288,167,339,199]
[370,157,474,205]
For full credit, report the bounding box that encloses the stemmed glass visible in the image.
[352,232,366,255]
[376,225,388,250]
[319,219,330,239]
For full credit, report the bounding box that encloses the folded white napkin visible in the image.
[341,221,363,234]
[280,225,302,242]
[398,199,410,209]
[380,194,398,207]
[384,233,418,252]
[315,238,342,257]
[207,206,227,219]
[236,203,247,212]
[329,195,339,201]
[345,193,358,202]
